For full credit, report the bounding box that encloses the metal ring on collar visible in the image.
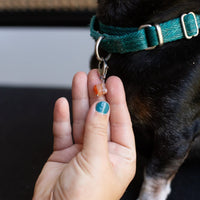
[95,36,111,62]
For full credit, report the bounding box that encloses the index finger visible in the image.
[106,76,135,150]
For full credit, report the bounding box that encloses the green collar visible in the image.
[90,12,200,54]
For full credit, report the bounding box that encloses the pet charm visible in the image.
[93,36,111,97]
[94,59,108,96]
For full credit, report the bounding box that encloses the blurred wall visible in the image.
[0,27,94,88]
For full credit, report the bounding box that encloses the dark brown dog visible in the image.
[91,0,200,199]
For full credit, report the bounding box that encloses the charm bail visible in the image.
[98,58,109,81]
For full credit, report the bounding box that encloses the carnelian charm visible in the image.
[94,83,107,96]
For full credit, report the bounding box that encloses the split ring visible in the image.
[95,36,111,62]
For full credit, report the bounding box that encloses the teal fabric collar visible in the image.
[90,12,200,54]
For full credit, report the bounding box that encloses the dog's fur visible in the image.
[91,0,200,199]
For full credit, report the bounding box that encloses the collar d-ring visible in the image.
[95,36,111,62]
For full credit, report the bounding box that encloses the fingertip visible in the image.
[107,75,122,84]
[106,75,124,88]
[53,97,73,150]
[88,68,99,77]
[54,97,69,122]
[86,100,110,121]
[72,71,87,85]
[55,97,68,108]
[72,72,88,98]
[95,101,110,115]
[85,100,111,132]
[106,76,126,104]
[88,69,101,86]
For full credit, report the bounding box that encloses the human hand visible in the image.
[33,69,136,200]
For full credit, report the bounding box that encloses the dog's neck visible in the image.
[97,0,200,27]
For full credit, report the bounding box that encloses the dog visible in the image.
[90,0,200,200]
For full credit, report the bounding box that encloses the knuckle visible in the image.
[124,148,136,164]
[87,122,107,136]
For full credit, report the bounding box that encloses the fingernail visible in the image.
[96,101,110,114]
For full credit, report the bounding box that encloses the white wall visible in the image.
[0,27,94,88]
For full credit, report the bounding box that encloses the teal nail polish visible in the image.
[96,101,110,114]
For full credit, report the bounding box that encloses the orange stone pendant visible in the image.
[94,82,107,96]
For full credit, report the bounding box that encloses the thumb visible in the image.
[83,101,110,159]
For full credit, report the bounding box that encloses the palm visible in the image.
[33,70,135,200]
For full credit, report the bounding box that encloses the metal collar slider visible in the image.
[138,24,164,50]
[181,12,199,39]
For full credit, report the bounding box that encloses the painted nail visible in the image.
[96,101,110,114]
